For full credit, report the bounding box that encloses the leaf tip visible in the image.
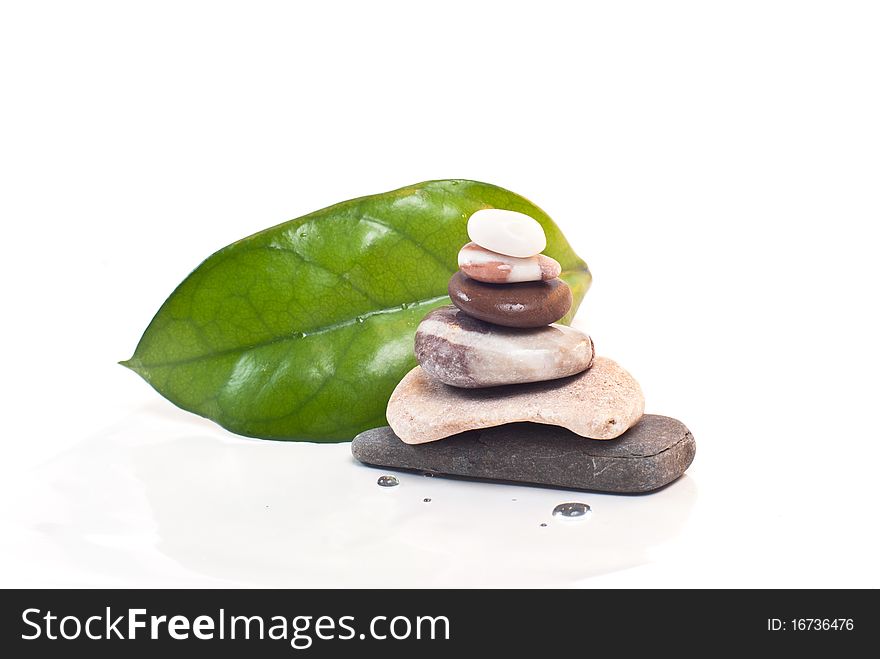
[118,358,139,372]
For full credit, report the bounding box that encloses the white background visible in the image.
[1,1,878,587]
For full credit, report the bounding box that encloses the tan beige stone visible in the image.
[386,356,645,444]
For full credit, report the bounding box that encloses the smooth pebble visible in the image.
[386,356,645,444]
[457,242,561,284]
[467,208,547,258]
[448,271,572,328]
[351,415,695,494]
[415,306,594,388]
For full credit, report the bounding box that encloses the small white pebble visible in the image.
[467,208,547,258]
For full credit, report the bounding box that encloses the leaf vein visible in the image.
[134,294,450,369]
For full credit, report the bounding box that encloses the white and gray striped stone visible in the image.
[414,306,594,388]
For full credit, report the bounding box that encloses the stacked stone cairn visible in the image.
[351,208,696,494]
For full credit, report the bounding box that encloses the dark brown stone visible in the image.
[447,271,572,328]
[351,415,695,494]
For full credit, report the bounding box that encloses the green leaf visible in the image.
[122,180,591,441]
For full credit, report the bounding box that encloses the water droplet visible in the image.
[423,498,432,503]
[422,472,435,478]
[552,502,591,519]
[377,475,399,487]
[540,523,548,527]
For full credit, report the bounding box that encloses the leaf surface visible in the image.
[123,180,591,440]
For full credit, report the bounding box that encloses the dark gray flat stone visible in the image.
[351,414,695,494]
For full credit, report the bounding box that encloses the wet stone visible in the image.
[351,415,696,494]
[448,271,572,328]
